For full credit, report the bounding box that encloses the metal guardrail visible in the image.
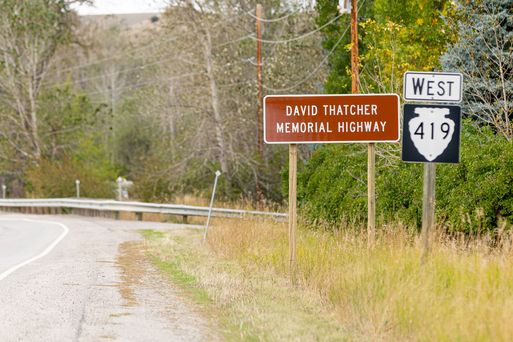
[0,198,287,221]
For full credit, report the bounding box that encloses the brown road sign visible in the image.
[264,94,400,144]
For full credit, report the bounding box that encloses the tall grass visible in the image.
[208,218,513,341]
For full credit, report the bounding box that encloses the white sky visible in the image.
[72,0,169,15]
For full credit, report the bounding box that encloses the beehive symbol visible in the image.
[408,107,455,161]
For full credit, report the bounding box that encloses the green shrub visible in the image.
[25,157,116,199]
[298,121,513,233]
[297,144,368,226]
[437,124,513,233]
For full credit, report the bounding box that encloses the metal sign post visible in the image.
[402,71,463,260]
[422,163,436,261]
[288,144,297,279]
[203,170,221,242]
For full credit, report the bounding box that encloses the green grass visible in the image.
[151,257,211,305]
[140,229,165,240]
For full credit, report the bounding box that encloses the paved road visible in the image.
[0,214,220,342]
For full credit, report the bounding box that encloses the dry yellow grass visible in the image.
[207,218,513,341]
[145,217,513,341]
[144,228,345,341]
[172,194,284,212]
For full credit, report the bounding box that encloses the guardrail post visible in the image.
[203,170,221,242]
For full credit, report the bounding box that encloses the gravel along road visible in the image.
[0,214,221,342]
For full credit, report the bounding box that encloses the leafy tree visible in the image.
[25,85,118,198]
[315,0,456,94]
[38,85,103,159]
[360,0,457,94]
[112,1,325,202]
[441,0,513,140]
[0,0,78,161]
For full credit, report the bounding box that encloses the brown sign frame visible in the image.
[263,94,400,144]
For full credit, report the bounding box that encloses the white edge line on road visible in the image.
[0,218,69,281]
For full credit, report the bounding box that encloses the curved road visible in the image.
[0,218,68,281]
[0,214,220,342]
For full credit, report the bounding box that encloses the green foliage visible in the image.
[0,0,73,47]
[38,85,103,159]
[437,125,513,233]
[298,122,513,233]
[315,0,456,94]
[375,161,424,227]
[25,156,116,199]
[22,84,118,199]
[298,144,368,225]
[360,0,456,93]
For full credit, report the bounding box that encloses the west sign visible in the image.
[403,71,463,103]
[264,94,400,144]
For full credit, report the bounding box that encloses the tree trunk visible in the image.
[203,28,229,177]
[168,82,176,143]
[28,81,41,160]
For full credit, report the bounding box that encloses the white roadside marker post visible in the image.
[76,179,80,199]
[117,177,123,201]
[2,184,6,199]
[203,170,221,242]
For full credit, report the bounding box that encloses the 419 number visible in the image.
[414,122,451,140]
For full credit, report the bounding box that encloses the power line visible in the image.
[44,50,196,88]
[249,13,344,44]
[86,72,203,97]
[49,36,178,76]
[61,6,346,99]
[47,9,254,77]
[87,74,254,99]
[262,0,364,92]
[46,9,332,91]
[245,9,301,23]
[43,33,254,89]
[262,25,350,92]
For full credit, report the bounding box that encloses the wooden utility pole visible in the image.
[422,163,436,261]
[350,0,359,95]
[288,144,298,280]
[255,4,264,198]
[350,0,375,241]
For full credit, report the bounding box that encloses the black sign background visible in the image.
[402,104,461,163]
